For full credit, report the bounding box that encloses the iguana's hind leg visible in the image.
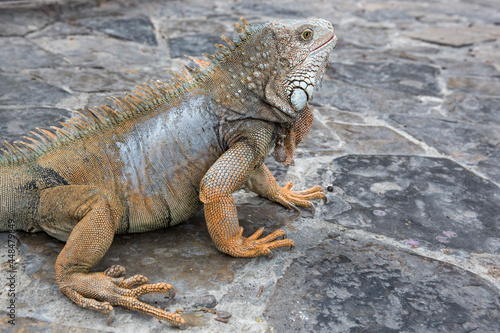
[38,186,186,329]
[246,163,326,212]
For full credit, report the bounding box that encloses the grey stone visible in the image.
[443,93,500,125]
[314,60,443,116]
[31,35,165,70]
[24,67,152,93]
[76,16,158,46]
[0,37,64,71]
[389,115,500,183]
[265,237,500,332]
[407,27,497,47]
[234,2,308,18]
[0,9,54,36]
[447,76,500,96]
[319,194,352,220]
[0,107,73,142]
[314,77,438,115]
[26,21,92,38]
[168,34,223,58]
[0,74,70,106]
[325,155,500,254]
[355,9,413,22]
[298,121,425,158]
[157,18,231,38]
[314,106,367,124]
[328,62,441,97]
[190,294,218,309]
[0,316,105,333]
[333,24,391,49]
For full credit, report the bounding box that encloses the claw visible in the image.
[266,251,274,260]
[106,308,115,326]
[289,202,301,217]
[309,203,316,215]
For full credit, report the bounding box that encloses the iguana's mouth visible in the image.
[312,34,337,52]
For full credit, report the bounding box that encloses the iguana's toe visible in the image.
[275,181,326,212]
[104,264,126,278]
[120,274,148,288]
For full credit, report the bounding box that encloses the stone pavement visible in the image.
[0,0,499,332]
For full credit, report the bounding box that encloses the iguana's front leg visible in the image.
[38,186,186,329]
[246,163,326,212]
[200,138,294,258]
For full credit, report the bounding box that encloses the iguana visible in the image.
[0,18,337,329]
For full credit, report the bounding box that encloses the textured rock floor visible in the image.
[0,0,499,332]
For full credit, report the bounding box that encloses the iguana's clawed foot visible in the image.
[273,181,326,213]
[59,265,186,329]
[225,227,295,258]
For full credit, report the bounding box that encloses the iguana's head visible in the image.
[206,18,336,123]
[264,18,337,116]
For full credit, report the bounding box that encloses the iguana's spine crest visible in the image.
[0,18,261,166]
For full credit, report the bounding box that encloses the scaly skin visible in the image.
[0,18,337,328]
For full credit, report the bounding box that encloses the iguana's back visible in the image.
[1,90,225,237]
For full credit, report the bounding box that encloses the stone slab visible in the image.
[329,62,441,97]
[297,121,424,158]
[407,27,497,47]
[315,76,440,116]
[0,37,63,71]
[167,34,223,58]
[30,35,165,70]
[26,21,92,39]
[0,107,73,142]
[265,236,500,332]
[0,316,103,333]
[76,17,158,46]
[23,67,151,94]
[324,155,500,255]
[443,93,500,125]
[389,115,500,183]
[447,76,500,96]
[0,9,54,36]
[0,74,70,106]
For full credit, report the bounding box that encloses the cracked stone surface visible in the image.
[266,237,500,332]
[0,0,499,332]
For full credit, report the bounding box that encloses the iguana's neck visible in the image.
[204,23,292,126]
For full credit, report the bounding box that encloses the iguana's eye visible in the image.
[301,29,313,40]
